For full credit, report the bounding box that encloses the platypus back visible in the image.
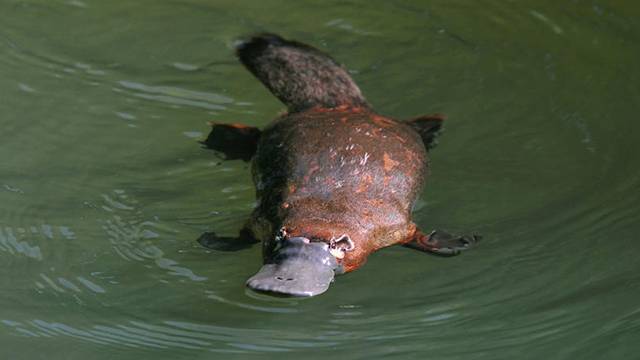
[236,33,369,112]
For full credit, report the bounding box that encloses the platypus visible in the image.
[201,33,479,297]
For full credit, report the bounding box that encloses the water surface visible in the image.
[1,1,640,359]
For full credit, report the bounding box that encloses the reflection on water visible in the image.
[1,1,640,359]
[0,227,44,260]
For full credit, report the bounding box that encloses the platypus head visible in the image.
[246,230,354,297]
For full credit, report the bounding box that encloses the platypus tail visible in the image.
[236,33,369,112]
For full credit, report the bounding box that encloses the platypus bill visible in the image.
[199,33,479,297]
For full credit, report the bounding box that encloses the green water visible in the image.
[2,1,640,359]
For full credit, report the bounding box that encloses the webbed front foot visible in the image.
[197,228,258,252]
[201,122,261,161]
[403,229,480,256]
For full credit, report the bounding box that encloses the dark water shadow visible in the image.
[197,231,256,252]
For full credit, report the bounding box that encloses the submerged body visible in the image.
[202,33,478,297]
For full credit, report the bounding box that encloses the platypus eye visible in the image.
[275,227,288,242]
[330,234,354,252]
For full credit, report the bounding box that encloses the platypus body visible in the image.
[202,34,478,297]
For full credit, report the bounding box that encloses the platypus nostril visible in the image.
[275,276,295,281]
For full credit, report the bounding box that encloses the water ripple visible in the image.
[206,291,299,314]
[117,80,233,111]
[99,189,206,282]
[1,318,344,352]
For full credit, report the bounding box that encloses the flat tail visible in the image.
[236,33,369,112]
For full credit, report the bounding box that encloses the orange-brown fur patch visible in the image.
[383,153,399,172]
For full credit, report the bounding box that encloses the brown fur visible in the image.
[236,33,369,112]
[247,107,428,272]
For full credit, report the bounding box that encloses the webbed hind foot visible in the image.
[403,229,480,256]
[405,114,445,151]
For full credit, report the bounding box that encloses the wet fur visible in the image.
[236,33,369,112]
[249,108,428,272]
[202,34,475,281]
